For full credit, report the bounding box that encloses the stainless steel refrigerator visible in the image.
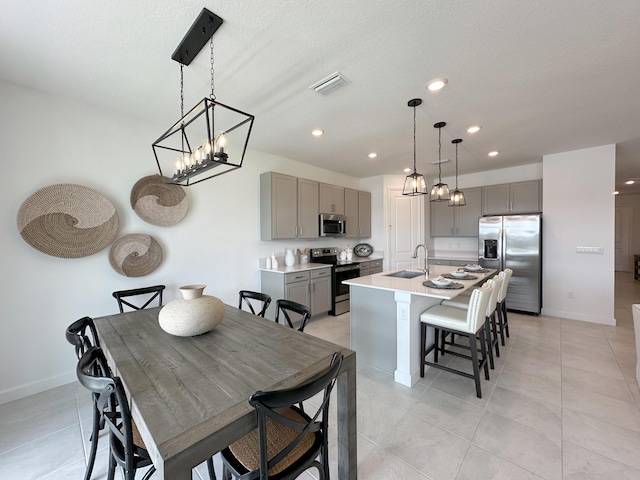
[478,214,542,314]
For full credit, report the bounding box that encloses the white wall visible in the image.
[542,144,616,324]
[0,80,370,404]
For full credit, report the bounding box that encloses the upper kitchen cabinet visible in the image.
[260,172,319,240]
[430,187,481,237]
[344,188,372,238]
[319,183,345,214]
[482,180,541,215]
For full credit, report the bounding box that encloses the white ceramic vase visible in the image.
[285,249,295,266]
[158,284,225,337]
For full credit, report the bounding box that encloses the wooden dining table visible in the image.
[93,305,357,479]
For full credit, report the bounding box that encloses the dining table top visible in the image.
[93,304,357,479]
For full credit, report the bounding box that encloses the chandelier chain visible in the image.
[210,36,216,100]
[180,64,184,119]
[455,142,459,188]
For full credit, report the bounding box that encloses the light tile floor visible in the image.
[2,272,640,479]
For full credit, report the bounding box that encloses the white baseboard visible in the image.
[541,308,616,325]
[0,371,76,405]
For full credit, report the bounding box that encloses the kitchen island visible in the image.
[344,265,495,387]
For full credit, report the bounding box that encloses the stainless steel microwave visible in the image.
[319,214,347,237]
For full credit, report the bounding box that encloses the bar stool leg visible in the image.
[420,323,427,377]
[484,317,495,369]
[491,312,500,358]
[496,304,506,346]
[503,302,510,338]
[479,327,490,380]
[468,331,482,398]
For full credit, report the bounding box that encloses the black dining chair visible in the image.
[112,285,165,313]
[76,346,156,480]
[238,290,272,318]
[219,353,343,480]
[65,316,104,480]
[275,299,312,332]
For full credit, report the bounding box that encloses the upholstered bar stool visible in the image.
[441,274,503,368]
[496,268,512,345]
[419,282,493,398]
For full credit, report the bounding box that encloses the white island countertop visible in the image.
[344,265,495,300]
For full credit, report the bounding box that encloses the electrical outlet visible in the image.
[567,291,575,299]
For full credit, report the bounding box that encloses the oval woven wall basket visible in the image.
[17,184,119,258]
[130,175,188,227]
[109,234,163,277]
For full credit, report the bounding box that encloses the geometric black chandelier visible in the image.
[448,138,466,207]
[402,98,428,196]
[152,8,255,186]
[429,121,450,202]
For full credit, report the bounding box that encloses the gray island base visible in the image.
[345,265,495,387]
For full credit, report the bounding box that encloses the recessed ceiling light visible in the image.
[426,78,448,92]
[488,151,499,157]
[368,152,377,159]
[625,180,635,185]
[311,129,324,136]
[403,168,412,173]
[467,125,481,133]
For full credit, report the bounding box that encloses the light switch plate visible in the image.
[576,246,604,254]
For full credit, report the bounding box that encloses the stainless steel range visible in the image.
[310,247,360,315]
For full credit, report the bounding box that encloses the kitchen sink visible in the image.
[384,270,425,279]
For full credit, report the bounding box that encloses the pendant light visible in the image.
[402,99,428,196]
[449,138,466,206]
[430,122,450,202]
[152,8,255,186]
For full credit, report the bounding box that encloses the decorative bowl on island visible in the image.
[430,277,452,287]
[450,271,468,278]
[465,264,482,271]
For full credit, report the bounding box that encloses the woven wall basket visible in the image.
[17,184,119,259]
[109,234,163,277]
[130,175,188,227]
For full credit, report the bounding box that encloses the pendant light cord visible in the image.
[455,142,459,189]
[438,125,442,181]
[412,105,417,173]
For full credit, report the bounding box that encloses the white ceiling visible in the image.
[2,0,640,193]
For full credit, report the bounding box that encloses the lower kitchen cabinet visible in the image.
[357,258,383,276]
[260,267,332,321]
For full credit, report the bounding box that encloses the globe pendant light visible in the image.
[430,122,450,202]
[402,99,428,196]
[449,138,466,206]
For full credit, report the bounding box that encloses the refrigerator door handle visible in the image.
[498,228,505,270]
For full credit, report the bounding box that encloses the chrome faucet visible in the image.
[412,244,429,274]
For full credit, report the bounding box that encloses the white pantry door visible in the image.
[387,187,425,270]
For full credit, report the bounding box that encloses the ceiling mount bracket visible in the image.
[171,8,223,66]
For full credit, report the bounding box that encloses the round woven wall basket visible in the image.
[109,234,163,277]
[17,184,119,258]
[130,175,188,227]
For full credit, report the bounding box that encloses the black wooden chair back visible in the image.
[112,285,165,313]
[275,299,311,332]
[238,290,272,318]
[76,347,155,480]
[65,317,104,480]
[66,316,100,359]
[220,353,343,480]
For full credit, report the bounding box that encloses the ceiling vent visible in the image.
[309,72,350,95]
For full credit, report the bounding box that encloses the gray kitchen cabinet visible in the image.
[482,180,541,215]
[260,267,332,321]
[369,258,382,273]
[260,172,319,240]
[358,261,370,276]
[310,268,332,315]
[319,183,344,214]
[344,188,372,238]
[356,258,382,276]
[430,187,481,237]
